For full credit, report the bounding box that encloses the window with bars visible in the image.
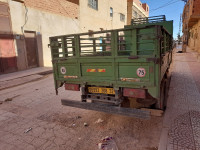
[88,0,98,10]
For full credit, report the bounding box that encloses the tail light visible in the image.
[65,84,80,91]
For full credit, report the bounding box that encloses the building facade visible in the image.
[182,0,200,58]
[79,0,127,32]
[0,0,79,74]
[0,0,149,74]
[127,0,149,25]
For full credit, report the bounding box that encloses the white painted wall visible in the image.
[3,0,80,67]
[0,0,128,67]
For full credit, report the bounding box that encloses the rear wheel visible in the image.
[159,80,167,110]
[162,81,167,110]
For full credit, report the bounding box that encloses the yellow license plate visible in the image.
[88,87,115,95]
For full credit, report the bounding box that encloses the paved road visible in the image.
[159,48,200,150]
[0,74,162,150]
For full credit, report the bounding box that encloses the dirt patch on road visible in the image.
[37,111,163,150]
[37,112,82,128]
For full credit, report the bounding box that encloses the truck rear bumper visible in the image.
[61,99,150,119]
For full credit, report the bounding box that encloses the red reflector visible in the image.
[65,84,80,91]
[123,88,146,99]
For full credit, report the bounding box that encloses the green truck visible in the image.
[49,15,173,119]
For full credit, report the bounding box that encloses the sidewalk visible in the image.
[159,47,200,150]
[0,67,52,82]
[0,67,52,90]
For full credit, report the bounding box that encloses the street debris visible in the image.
[72,123,76,127]
[97,136,118,150]
[4,95,20,102]
[84,122,88,127]
[76,116,82,119]
[24,128,32,133]
[4,98,13,102]
[95,118,104,124]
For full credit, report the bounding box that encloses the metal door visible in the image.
[0,2,17,73]
[0,39,17,73]
[24,31,38,68]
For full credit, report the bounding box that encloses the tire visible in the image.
[160,80,167,110]
[155,80,167,110]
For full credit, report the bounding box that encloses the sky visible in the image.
[140,0,185,38]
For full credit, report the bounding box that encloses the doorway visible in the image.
[24,31,38,68]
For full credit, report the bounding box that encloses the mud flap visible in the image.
[61,99,150,119]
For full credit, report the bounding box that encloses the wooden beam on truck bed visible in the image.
[141,108,164,117]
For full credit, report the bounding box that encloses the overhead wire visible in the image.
[114,0,181,15]
[150,0,182,12]
[165,0,179,5]
[57,0,84,32]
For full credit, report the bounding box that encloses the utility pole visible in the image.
[177,14,182,45]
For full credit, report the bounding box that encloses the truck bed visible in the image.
[49,16,173,117]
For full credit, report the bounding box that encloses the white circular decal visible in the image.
[137,68,146,77]
[60,67,66,74]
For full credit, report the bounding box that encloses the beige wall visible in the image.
[127,0,149,25]
[182,0,200,55]
[133,0,149,17]
[79,0,127,32]
[1,0,79,67]
[0,0,7,2]
[188,20,200,53]
[0,0,130,68]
